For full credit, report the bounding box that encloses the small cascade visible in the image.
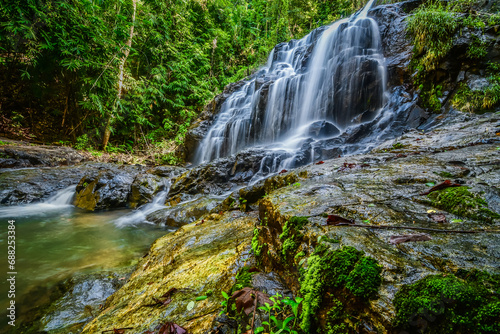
[114,180,171,227]
[0,185,76,218]
[195,0,386,170]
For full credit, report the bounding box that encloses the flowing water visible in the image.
[0,186,169,329]
[195,0,387,172]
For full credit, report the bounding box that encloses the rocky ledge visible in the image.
[74,110,500,334]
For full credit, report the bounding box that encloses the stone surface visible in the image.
[81,211,256,334]
[74,164,146,211]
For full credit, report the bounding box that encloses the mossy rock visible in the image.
[427,187,500,223]
[393,270,500,334]
[300,245,382,333]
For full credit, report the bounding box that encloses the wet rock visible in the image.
[12,270,130,334]
[250,112,500,332]
[81,211,256,334]
[129,173,164,209]
[0,166,84,205]
[307,121,340,138]
[74,164,146,211]
[146,196,220,227]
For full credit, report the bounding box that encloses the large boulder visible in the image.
[0,165,84,205]
[74,165,146,211]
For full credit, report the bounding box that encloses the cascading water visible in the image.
[195,0,386,170]
[114,180,171,227]
[0,185,76,218]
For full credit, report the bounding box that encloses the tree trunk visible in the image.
[102,0,137,149]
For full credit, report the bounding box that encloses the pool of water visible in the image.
[0,187,170,330]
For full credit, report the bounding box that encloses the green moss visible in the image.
[345,257,382,299]
[294,251,306,262]
[230,266,256,294]
[392,142,405,149]
[299,246,382,333]
[393,270,500,334]
[279,216,309,258]
[252,228,263,257]
[325,298,350,334]
[427,187,500,223]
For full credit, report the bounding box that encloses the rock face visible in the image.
[74,164,146,211]
[81,211,256,334]
[12,271,130,334]
[128,173,164,209]
[0,165,84,205]
[79,110,500,334]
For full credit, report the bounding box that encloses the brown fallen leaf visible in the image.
[326,214,354,225]
[315,161,325,165]
[279,169,288,174]
[428,213,447,223]
[389,233,432,245]
[420,180,461,195]
[231,287,273,315]
[145,322,189,334]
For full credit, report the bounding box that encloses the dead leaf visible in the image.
[389,233,432,245]
[427,213,447,223]
[420,180,461,195]
[326,214,354,226]
[279,169,288,174]
[231,287,273,315]
[315,161,325,165]
[150,322,189,334]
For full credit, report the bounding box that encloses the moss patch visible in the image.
[393,270,500,334]
[252,228,263,258]
[279,216,309,259]
[427,187,500,223]
[230,266,256,294]
[299,245,382,333]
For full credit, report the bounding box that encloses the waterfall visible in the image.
[0,185,76,218]
[114,180,171,227]
[194,0,386,168]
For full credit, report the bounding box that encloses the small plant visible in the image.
[74,134,92,150]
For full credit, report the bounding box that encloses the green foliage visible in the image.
[406,1,498,113]
[325,299,350,334]
[427,186,500,223]
[0,0,370,149]
[392,142,404,149]
[299,245,382,333]
[452,62,500,113]
[407,2,459,73]
[230,266,256,294]
[393,271,500,333]
[74,134,92,150]
[257,294,304,334]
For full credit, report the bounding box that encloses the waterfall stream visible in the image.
[195,0,387,172]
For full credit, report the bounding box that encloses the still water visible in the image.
[0,186,169,330]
